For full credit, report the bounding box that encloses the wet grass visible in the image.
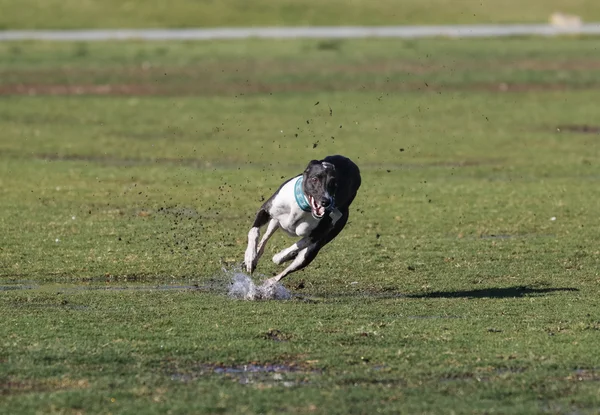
[0,0,599,29]
[2,38,600,414]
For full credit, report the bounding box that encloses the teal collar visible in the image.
[294,176,311,212]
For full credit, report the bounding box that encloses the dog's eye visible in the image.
[311,177,318,183]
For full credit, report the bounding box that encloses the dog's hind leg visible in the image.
[272,214,334,265]
[272,237,311,265]
[244,209,271,273]
[266,210,350,285]
[266,242,321,285]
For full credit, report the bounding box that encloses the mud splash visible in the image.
[226,269,291,301]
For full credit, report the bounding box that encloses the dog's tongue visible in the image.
[310,197,325,218]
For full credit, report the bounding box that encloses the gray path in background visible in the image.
[1,24,600,41]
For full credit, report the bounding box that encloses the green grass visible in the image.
[2,38,600,414]
[0,0,599,29]
[2,37,600,95]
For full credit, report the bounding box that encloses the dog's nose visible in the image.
[321,197,331,208]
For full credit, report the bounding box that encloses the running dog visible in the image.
[244,155,361,286]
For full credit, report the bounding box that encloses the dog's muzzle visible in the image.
[309,195,335,220]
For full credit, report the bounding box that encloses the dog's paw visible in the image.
[272,252,284,265]
[245,259,255,274]
[263,277,279,288]
[244,249,256,273]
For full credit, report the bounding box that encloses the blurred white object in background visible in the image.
[550,12,582,28]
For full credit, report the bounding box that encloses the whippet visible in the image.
[244,155,361,286]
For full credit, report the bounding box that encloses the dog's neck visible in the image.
[294,176,311,212]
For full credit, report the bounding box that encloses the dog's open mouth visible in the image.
[308,196,325,218]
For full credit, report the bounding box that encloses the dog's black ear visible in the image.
[321,162,335,171]
[304,159,320,173]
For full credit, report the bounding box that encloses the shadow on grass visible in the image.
[408,285,579,299]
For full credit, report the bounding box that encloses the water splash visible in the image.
[226,269,291,300]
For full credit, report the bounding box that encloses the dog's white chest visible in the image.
[268,178,320,237]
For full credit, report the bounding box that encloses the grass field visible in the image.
[2,37,600,413]
[0,0,600,29]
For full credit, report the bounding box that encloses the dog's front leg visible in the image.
[244,228,260,273]
[256,219,279,262]
[244,209,270,273]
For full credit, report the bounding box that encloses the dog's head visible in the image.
[302,160,336,218]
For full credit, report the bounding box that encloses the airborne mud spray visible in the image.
[225,268,291,300]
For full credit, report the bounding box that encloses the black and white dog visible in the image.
[244,155,361,287]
